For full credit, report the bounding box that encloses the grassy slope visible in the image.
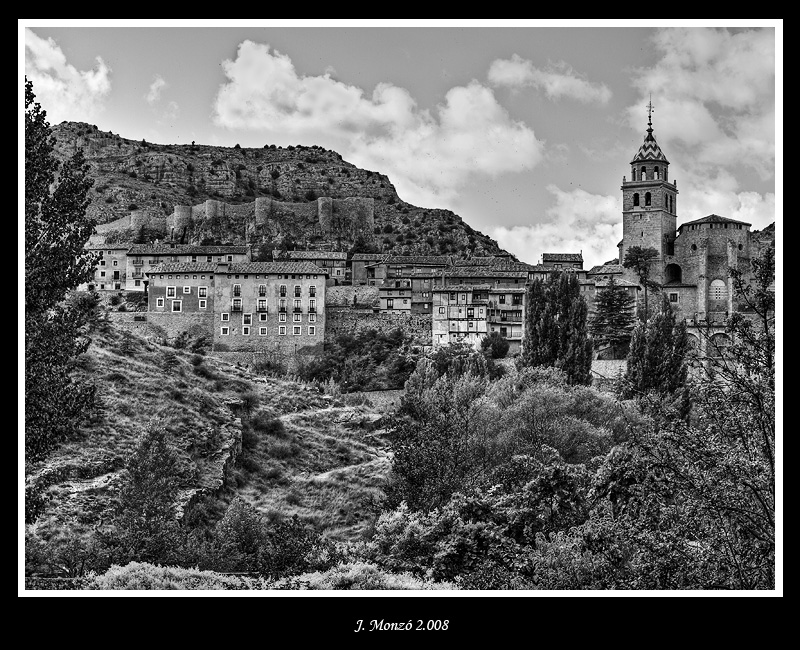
[26,318,391,545]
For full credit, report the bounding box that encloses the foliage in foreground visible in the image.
[25,78,97,463]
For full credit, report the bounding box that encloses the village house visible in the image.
[213,261,328,353]
[377,279,413,314]
[146,260,328,355]
[350,253,389,285]
[542,252,584,270]
[127,243,250,292]
[81,243,131,291]
[273,250,348,285]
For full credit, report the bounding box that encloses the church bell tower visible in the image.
[619,99,679,285]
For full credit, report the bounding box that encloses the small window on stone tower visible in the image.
[654,166,660,179]
[633,193,639,206]
[632,169,636,181]
[641,166,647,180]
[645,192,651,206]
[664,195,668,208]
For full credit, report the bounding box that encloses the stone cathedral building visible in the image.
[617,107,775,350]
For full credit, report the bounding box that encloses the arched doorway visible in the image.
[664,263,682,284]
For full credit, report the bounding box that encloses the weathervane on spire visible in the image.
[647,94,654,129]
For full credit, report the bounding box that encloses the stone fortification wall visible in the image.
[326,307,432,343]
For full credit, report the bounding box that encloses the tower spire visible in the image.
[647,94,654,133]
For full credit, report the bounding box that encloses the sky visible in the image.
[21,20,781,270]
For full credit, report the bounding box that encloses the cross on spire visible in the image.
[647,94,654,129]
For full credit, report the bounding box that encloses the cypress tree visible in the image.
[517,272,593,385]
[589,277,637,359]
[622,293,689,398]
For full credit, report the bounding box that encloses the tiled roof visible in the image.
[351,253,389,261]
[542,253,583,262]
[679,214,751,228]
[432,284,493,292]
[446,268,529,278]
[128,243,250,255]
[587,264,624,275]
[385,255,451,265]
[274,250,348,261]
[630,127,669,164]
[226,262,329,275]
[87,243,131,251]
[594,279,640,288]
[147,262,219,274]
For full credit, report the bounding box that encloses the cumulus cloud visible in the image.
[24,28,111,123]
[622,27,776,235]
[212,40,544,206]
[488,54,612,104]
[145,75,167,105]
[626,27,775,181]
[492,185,621,269]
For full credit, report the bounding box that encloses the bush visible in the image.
[251,413,287,438]
[281,562,455,590]
[481,332,510,359]
[87,562,264,590]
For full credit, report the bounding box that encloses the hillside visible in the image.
[50,121,508,258]
[25,316,392,554]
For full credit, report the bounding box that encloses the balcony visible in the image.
[309,291,316,297]
[231,305,243,312]
[294,292,302,298]
[148,259,159,265]
[258,291,267,297]
[132,272,144,279]
[257,306,268,313]
[233,290,241,297]
[293,307,303,313]
[308,307,316,313]
[279,307,287,313]
[132,259,144,266]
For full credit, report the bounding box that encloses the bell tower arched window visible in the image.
[641,166,647,180]
[633,193,639,207]
[632,168,636,181]
[654,166,660,179]
[664,194,668,208]
[645,192,651,206]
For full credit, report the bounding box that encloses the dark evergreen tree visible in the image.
[622,246,660,321]
[25,78,98,463]
[622,293,689,399]
[111,425,185,565]
[480,331,510,359]
[589,278,637,359]
[517,272,593,385]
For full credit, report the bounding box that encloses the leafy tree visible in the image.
[109,425,186,565]
[589,277,636,359]
[25,78,98,462]
[481,331,510,359]
[622,246,659,321]
[622,294,689,400]
[517,272,593,385]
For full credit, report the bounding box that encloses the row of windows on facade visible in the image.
[684,223,745,230]
[162,285,317,299]
[129,255,235,264]
[219,325,316,336]
[632,192,674,212]
[155,297,321,319]
[221,312,317,323]
[443,292,523,304]
[631,166,667,181]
